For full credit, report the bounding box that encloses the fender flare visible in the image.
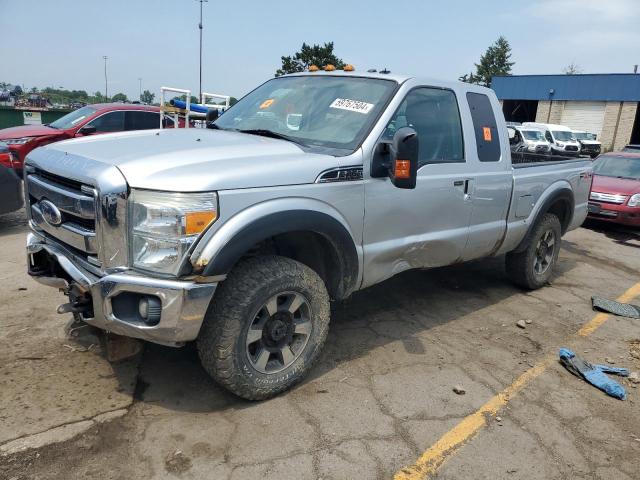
[512,187,574,253]
[199,209,360,299]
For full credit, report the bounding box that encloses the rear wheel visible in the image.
[197,255,330,400]
[506,213,562,290]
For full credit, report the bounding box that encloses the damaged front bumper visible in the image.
[26,232,217,346]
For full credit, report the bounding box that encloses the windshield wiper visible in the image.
[237,129,305,147]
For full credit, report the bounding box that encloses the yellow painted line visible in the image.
[395,281,640,480]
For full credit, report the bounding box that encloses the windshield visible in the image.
[552,131,575,142]
[521,130,545,141]
[592,155,640,180]
[49,106,97,129]
[214,75,397,153]
[573,132,590,140]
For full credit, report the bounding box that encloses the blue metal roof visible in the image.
[491,74,640,102]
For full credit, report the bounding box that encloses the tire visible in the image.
[197,255,330,400]
[506,213,562,290]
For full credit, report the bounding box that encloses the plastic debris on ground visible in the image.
[559,348,629,400]
[591,296,640,319]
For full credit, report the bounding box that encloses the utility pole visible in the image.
[103,56,108,101]
[138,77,142,102]
[196,0,208,103]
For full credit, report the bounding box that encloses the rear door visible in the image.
[461,91,512,261]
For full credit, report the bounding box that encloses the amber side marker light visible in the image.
[185,211,217,235]
[324,64,336,71]
[394,160,411,179]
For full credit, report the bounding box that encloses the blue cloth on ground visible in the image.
[558,348,628,400]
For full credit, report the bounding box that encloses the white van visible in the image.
[522,123,581,157]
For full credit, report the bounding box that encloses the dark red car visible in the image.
[588,152,640,227]
[0,104,166,173]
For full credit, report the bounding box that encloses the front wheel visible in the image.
[506,213,562,290]
[197,255,330,400]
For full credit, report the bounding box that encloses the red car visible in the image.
[0,103,167,173]
[588,152,640,227]
[0,142,18,170]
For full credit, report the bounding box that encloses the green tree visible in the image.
[111,92,128,102]
[140,89,155,104]
[276,42,345,76]
[563,62,582,75]
[459,36,515,87]
[229,96,238,106]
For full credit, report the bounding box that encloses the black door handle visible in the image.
[453,180,464,186]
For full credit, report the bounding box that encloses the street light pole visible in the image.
[103,56,108,101]
[196,0,208,103]
[138,77,142,102]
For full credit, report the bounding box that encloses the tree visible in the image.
[459,36,515,87]
[229,96,238,106]
[140,89,155,104]
[563,62,583,75]
[276,42,345,76]
[111,92,128,102]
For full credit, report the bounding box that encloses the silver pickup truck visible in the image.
[24,71,592,399]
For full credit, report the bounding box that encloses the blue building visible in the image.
[491,74,640,151]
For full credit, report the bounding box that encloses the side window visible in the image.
[384,87,464,166]
[86,111,125,132]
[545,131,553,142]
[126,111,160,130]
[466,92,500,162]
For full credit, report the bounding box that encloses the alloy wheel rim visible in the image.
[533,229,555,275]
[245,291,313,374]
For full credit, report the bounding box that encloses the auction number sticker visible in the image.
[330,98,374,114]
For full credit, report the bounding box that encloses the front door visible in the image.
[362,86,474,288]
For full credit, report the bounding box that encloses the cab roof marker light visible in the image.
[324,64,336,71]
[343,64,355,71]
[308,65,319,72]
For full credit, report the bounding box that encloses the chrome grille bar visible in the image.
[589,191,627,204]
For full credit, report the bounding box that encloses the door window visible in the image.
[86,111,125,132]
[126,111,160,130]
[384,87,464,166]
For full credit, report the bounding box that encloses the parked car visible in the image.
[0,104,168,173]
[0,143,23,215]
[573,130,601,158]
[587,152,640,226]
[522,122,581,157]
[24,71,592,400]
[507,125,551,154]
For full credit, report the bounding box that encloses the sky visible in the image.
[1,0,638,101]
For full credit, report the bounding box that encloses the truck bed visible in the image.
[495,156,593,255]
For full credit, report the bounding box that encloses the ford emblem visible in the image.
[40,200,62,227]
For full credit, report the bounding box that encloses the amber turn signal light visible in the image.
[394,160,411,179]
[185,211,217,235]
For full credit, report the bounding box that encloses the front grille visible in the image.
[590,191,627,204]
[26,169,98,258]
[565,145,579,152]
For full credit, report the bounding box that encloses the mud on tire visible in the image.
[197,255,330,400]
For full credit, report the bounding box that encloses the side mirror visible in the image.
[77,125,97,135]
[388,127,419,189]
[206,108,219,129]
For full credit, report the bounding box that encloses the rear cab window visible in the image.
[126,111,160,130]
[466,92,501,162]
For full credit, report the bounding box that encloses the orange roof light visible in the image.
[324,64,336,71]
[308,64,319,72]
[343,64,355,71]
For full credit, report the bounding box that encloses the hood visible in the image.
[0,124,62,139]
[27,128,346,191]
[592,174,640,196]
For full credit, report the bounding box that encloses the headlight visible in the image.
[628,193,640,208]
[129,190,218,275]
[4,137,34,145]
[527,145,536,152]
